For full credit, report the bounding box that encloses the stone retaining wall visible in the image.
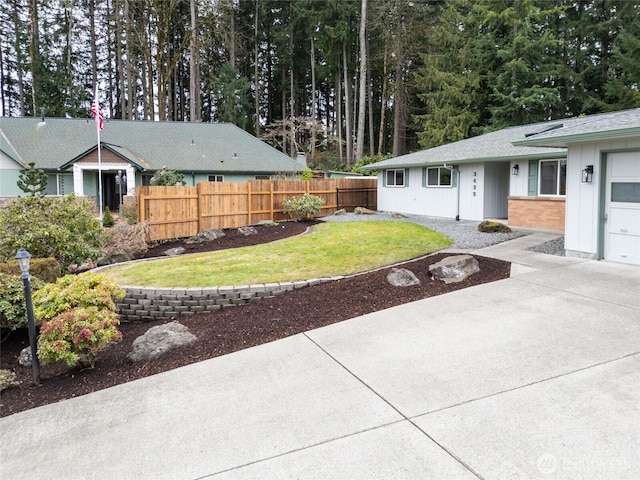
[118,277,340,322]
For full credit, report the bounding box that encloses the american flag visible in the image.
[91,96,104,131]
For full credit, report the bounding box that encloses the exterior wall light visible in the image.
[512,164,519,175]
[582,165,594,183]
[15,247,41,385]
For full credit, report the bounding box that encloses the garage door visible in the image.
[604,152,640,265]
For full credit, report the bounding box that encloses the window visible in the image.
[254,175,271,180]
[425,167,453,187]
[539,160,566,195]
[208,175,224,182]
[385,169,405,187]
[141,174,154,186]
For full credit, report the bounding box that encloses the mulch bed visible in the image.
[0,220,510,417]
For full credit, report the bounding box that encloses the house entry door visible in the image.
[604,152,640,265]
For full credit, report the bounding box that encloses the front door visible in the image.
[604,152,640,265]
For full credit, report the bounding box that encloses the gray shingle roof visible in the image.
[513,108,640,147]
[0,117,301,173]
[362,121,569,170]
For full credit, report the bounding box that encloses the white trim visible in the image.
[72,162,136,196]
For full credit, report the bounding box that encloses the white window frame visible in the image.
[538,159,566,196]
[208,175,224,182]
[425,167,453,188]
[385,169,405,187]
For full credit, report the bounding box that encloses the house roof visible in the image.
[0,117,302,173]
[362,109,640,171]
[513,108,640,147]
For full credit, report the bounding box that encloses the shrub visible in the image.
[38,306,122,367]
[0,272,45,330]
[120,196,138,224]
[33,272,126,324]
[150,167,186,186]
[102,222,149,258]
[0,257,61,283]
[102,206,115,227]
[0,370,19,392]
[0,195,106,272]
[282,194,325,221]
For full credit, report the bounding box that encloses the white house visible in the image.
[364,108,640,265]
[514,109,640,265]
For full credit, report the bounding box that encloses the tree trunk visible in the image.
[377,45,388,155]
[125,0,135,119]
[343,43,353,166]
[189,0,200,122]
[254,0,260,136]
[310,36,316,161]
[355,0,367,161]
[29,0,40,114]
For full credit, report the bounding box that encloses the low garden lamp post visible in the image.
[15,247,41,385]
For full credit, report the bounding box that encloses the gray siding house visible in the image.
[364,108,640,265]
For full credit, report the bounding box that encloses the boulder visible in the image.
[387,268,421,287]
[185,229,225,244]
[477,221,512,233]
[97,251,132,266]
[68,260,97,274]
[238,226,258,236]
[18,347,32,367]
[354,206,376,215]
[163,247,186,256]
[333,208,347,216]
[128,321,197,362]
[253,220,279,227]
[392,212,408,218]
[429,255,480,284]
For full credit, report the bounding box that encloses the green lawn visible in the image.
[103,221,452,288]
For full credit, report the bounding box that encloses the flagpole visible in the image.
[94,82,103,219]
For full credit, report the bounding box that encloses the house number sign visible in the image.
[472,172,477,196]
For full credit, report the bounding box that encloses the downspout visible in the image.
[443,164,460,221]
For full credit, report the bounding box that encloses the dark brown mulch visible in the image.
[0,220,511,417]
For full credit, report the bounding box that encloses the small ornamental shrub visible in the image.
[17,162,48,197]
[33,272,126,325]
[38,306,123,367]
[102,206,115,227]
[0,257,60,283]
[0,369,19,392]
[282,194,325,221]
[102,222,149,258]
[0,272,45,330]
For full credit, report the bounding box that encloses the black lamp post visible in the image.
[15,247,41,385]
[115,169,127,210]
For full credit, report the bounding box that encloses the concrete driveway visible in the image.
[1,232,639,479]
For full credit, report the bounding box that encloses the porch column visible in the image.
[72,164,84,196]
[125,165,136,195]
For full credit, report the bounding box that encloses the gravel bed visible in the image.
[526,236,566,256]
[320,211,528,249]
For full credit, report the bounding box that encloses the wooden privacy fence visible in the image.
[137,178,377,241]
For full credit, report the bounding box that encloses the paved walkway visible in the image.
[2,232,639,479]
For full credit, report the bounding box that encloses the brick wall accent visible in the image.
[117,277,340,322]
[508,196,565,231]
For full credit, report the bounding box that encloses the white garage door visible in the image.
[605,152,640,265]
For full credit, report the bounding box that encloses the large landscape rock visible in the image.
[185,229,225,244]
[429,255,480,284]
[97,251,132,266]
[128,321,197,362]
[354,206,376,215]
[477,221,512,233]
[387,268,421,287]
[238,226,258,236]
